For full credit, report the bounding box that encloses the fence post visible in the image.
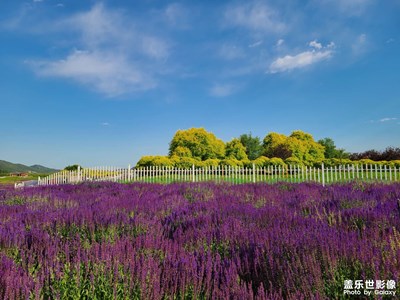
[252,163,255,183]
[128,164,131,182]
[192,164,195,182]
[322,163,325,187]
[77,166,81,183]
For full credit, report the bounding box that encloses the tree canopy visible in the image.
[64,165,82,171]
[263,131,325,165]
[136,127,398,168]
[225,138,248,161]
[239,133,262,160]
[169,128,225,160]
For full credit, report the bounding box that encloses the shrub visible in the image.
[252,156,270,167]
[389,160,400,168]
[219,158,244,167]
[136,156,174,168]
[266,157,286,167]
[284,157,302,166]
[172,157,200,169]
[202,159,220,168]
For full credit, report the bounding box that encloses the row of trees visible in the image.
[349,147,400,161]
[136,128,400,168]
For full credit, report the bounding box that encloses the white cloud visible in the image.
[379,117,397,122]
[31,50,155,96]
[249,40,263,48]
[327,42,335,48]
[209,84,236,97]
[61,3,169,59]
[28,4,169,96]
[269,40,335,73]
[224,1,285,35]
[101,122,110,126]
[309,40,322,49]
[269,50,332,73]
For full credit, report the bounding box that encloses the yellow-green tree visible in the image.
[170,146,192,157]
[262,130,325,165]
[289,131,325,164]
[225,138,248,161]
[169,128,225,160]
[262,132,288,158]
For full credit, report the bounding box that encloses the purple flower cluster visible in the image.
[0,182,399,299]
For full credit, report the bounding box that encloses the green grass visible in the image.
[118,170,399,185]
[0,174,46,185]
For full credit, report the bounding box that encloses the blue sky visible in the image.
[1,0,399,168]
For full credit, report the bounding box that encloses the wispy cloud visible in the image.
[352,33,367,55]
[224,1,286,35]
[209,83,237,97]
[386,38,395,44]
[219,44,245,60]
[101,122,110,126]
[379,117,397,122]
[269,41,334,73]
[28,3,169,96]
[276,39,284,47]
[318,0,373,16]
[164,3,189,29]
[31,50,155,96]
[249,40,263,48]
[369,117,398,123]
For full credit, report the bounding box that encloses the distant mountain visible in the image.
[0,160,58,175]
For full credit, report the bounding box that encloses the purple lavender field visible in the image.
[1,182,400,299]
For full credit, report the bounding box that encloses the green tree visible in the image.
[169,128,225,161]
[239,133,262,160]
[64,165,82,171]
[318,138,336,159]
[225,138,248,160]
[318,138,350,160]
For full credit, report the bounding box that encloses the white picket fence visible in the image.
[34,164,400,187]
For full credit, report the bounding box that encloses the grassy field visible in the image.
[0,174,46,185]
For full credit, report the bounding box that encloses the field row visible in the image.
[1,182,400,299]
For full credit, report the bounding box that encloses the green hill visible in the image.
[0,160,58,175]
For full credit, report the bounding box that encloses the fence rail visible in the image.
[27,164,400,188]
